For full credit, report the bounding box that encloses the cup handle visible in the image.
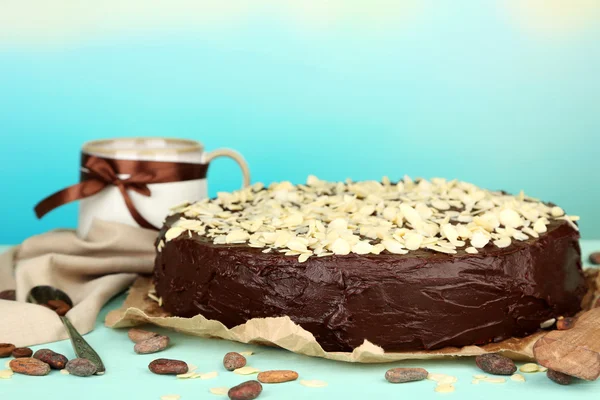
[205,148,251,188]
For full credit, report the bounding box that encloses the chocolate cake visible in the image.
[154,177,586,352]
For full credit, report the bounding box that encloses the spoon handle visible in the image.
[60,316,106,374]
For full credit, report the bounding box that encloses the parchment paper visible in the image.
[106,269,600,363]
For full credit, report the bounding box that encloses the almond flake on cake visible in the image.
[163,176,578,260]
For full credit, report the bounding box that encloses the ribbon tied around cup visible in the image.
[34,154,209,230]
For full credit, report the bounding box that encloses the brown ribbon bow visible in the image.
[35,154,208,230]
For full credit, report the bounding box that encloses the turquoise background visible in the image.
[1,1,599,243]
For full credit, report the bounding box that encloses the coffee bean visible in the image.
[589,252,600,265]
[134,335,170,354]
[385,367,429,383]
[128,328,159,343]
[556,317,576,330]
[475,354,517,375]
[66,358,98,377]
[257,370,299,384]
[56,306,71,316]
[148,358,188,375]
[228,380,263,400]
[47,299,70,308]
[12,347,33,358]
[0,343,16,358]
[547,369,573,385]
[33,349,68,369]
[0,290,16,301]
[46,299,72,316]
[9,358,51,376]
[223,352,247,371]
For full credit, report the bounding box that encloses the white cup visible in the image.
[77,138,250,237]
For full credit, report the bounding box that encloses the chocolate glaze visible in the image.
[154,215,585,352]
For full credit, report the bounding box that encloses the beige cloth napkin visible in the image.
[0,220,156,347]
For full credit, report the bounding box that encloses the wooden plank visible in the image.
[533,307,600,381]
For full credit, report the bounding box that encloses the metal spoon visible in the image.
[27,285,105,374]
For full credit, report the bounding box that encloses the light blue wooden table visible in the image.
[1,243,599,400]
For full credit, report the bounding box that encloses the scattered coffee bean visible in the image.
[385,367,429,383]
[0,290,16,301]
[223,352,247,371]
[148,358,188,375]
[134,335,170,354]
[128,328,159,343]
[257,370,299,384]
[228,380,263,400]
[46,299,72,316]
[33,349,68,369]
[589,252,600,265]
[556,317,575,330]
[47,299,69,308]
[0,343,16,358]
[547,369,573,385]
[9,358,51,376]
[12,347,33,358]
[66,358,98,377]
[475,354,517,375]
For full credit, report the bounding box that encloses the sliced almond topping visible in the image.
[437,376,458,385]
[427,373,457,384]
[493,237,511,249]
[160,395,181,400]
[533,219,548,234]
[234,366,261,375]
[187,363,198,372]
[404,231,423,250]
[352,240,373,255]
[434,384,455,393]
[431,200,450,210]
[330,238,351,255]
[209,387,229,396]
[426,245,457,254]
[540,318,556,329]
[300,379,328,388]
[147,292,160,304]
[298,253,311,263]
[382,239,408,255]
[499,209,523,228]
[400,204,422,229]
[519,363,540,373]
[482,377,506,384]
[511,374,525,382]
[287,239,308,253]
[196,371,218,380]
[169,176,573,262]
[0,369,14,379]
[225,230,251,244]
[522,227,539,238]
[165,227,185,242]
[283,214,304,227]
[441,224,459,243]
[470,231,490,249]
